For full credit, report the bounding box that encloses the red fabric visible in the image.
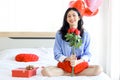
[57,61,88,74]
[15,53,39,62]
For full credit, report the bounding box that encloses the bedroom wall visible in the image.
[0,0,70,32]
[82,0,108,72]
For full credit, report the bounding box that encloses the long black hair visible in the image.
[59,7,84,41]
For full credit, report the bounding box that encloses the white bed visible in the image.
[0,48,111,80]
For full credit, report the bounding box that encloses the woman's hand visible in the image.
[70,58,85,67]
[64,54,76,62]
[64,55,85,67]
[64,54,77,67]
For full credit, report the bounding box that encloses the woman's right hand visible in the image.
[64,54,76,62]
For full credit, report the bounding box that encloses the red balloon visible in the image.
[69,0,86,16]
[84,8,99,16]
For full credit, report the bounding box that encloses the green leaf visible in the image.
[65,33,82,48]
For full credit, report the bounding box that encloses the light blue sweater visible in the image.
[54,30,91,62]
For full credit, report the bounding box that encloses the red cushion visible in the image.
[57,61,88,74]
[15,53,39,62]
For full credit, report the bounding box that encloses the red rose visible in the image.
[68,28,76,33]
[75,29,80,35]
[65,28,82,48]
[68,29,71,33]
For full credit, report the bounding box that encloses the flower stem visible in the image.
[71,67,74,76]
[71,47,75,76]
[72,47,75,55]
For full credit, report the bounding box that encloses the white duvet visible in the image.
[0,48,111,80]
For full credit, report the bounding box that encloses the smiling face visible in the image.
[67,10,80,29]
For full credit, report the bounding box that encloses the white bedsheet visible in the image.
[0,48,111,80]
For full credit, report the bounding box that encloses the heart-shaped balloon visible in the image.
[84,0,103,12]
[84,8,99,16]
[69,0,86,16]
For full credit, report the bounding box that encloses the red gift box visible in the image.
[12,67,38,78]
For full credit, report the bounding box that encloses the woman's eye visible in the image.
[73,14,76,17]
[67,15,71,18]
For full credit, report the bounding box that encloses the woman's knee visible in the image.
[94,65,103,75]
[41,67,51,77]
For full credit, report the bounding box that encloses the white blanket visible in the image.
[0,48,111,80]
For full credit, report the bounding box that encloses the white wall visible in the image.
[83,0,108,72]
[0,0,71,32]
[106,0,120,79]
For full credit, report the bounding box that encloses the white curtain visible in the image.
[106,0,120,80]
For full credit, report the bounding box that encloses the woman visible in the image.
[41,7,103,76]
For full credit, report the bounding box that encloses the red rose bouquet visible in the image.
[65,27,82,76]
[65,27,82,54]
